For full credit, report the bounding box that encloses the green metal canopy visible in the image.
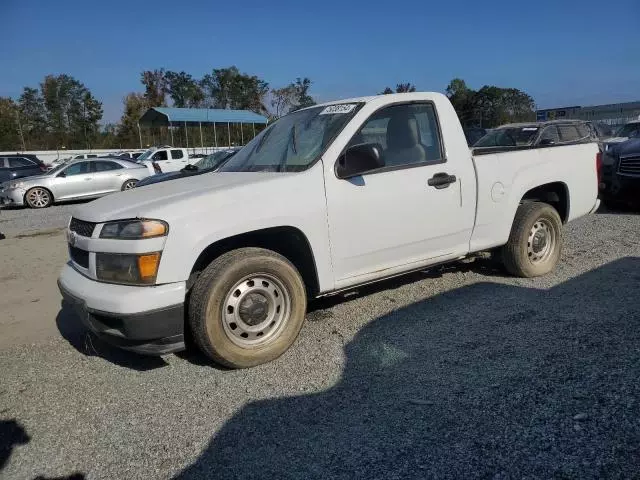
[139,107,268,127]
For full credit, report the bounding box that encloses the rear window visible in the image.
[9,157,35,168]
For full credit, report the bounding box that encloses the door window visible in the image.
[8,157,35,167]
[348,103,443,169]
[539,126,560,144]
[152,150,169,160]
[0,158,7,168]
[170,149,184,159]
[63,162,90,176]
[93,161,122,172]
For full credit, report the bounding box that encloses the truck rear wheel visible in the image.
[501,201,562,278]
[188,247,307,368]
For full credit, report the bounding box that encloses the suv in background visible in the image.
[0,154,47,183]
[474,120,597,151]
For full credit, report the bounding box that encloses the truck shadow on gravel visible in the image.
[307,256,503,315]
[175,257,640,480]
[55,257,503,370]
[55,302,169,371]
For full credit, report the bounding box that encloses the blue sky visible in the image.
[2,0,639,123]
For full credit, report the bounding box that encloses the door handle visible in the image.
[84,178,92,181]
[428,172,457,189]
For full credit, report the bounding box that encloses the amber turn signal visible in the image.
[137,252,161,281]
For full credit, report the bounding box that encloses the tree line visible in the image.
[445,78,535,128]
[0,71,535,151]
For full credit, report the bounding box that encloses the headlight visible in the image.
[100,219,168,239]
[96,252,161,285]
[7,181,25,190]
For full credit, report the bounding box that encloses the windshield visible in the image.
[194,150,237,170]
[219,104,362,172]
[474,126,539,147]
[615,123,640,138]
[47,163,67,175]
[137,149,155,161]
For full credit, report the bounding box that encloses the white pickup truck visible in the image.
[58,92,600,368]
[136,146,190,173]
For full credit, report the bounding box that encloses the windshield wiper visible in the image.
[277,125,298,172]
[255,125,275,153]
[291,124,298,154]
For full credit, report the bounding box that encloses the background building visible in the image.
[537,101,640,127]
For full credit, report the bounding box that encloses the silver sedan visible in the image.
[0,158,150,208]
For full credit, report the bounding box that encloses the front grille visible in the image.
[69,245,89,269]
[69,218,96,237]
[619,156,640,176]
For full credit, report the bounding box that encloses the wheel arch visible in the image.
[519,181,570,223]
[189,226,320,297]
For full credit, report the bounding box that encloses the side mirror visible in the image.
[336,143,384,179]
[539,138,555,146]
[57,171,66,178]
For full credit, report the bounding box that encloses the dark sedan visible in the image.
[136,148,240,187]
[0,154,47,183]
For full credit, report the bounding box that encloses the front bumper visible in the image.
[0,188,25,207]
[57,263,186,355]
[600,166,640,202]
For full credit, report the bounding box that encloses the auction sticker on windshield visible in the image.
[320,104,357,115]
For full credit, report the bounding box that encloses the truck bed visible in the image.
[469,142,600,253]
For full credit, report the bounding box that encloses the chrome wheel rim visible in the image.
[222,274,291,347]
[124,180,137,190]
[27,188,50,207]
[527,218,555,264]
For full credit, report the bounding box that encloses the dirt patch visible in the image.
[13,227,66,239]
[0,231,68,348]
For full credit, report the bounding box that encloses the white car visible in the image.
[136,146,190,173]
[58,92,600,368]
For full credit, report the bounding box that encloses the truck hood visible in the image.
[73,172,293,223]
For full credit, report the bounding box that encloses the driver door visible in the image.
[52,161,93,200]
[324,102,475,288]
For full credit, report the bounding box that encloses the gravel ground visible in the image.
[0,207,639,479]
[0,203,82,238]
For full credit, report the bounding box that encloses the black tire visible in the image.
[188,247,307,368]
[501,201,563,278]
[121,179,138,191]
[24,187,53,208]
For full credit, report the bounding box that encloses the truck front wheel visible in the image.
[188,247,307,368]
[501,202,563,278]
